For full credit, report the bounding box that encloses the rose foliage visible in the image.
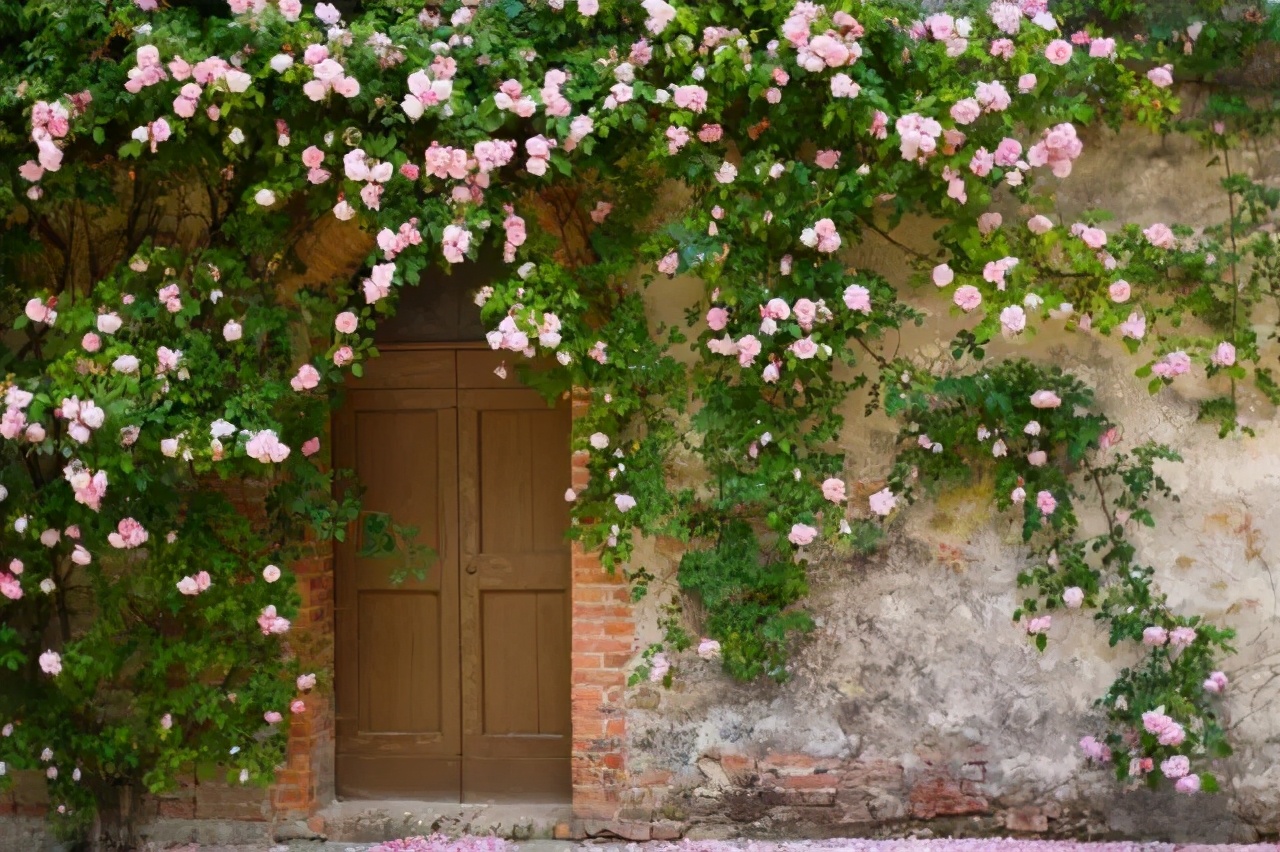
[1,0,1278,839]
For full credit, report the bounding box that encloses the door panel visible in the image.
[459,386,572,802]
[334,389,461,799]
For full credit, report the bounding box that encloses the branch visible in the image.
[859,215,933,263]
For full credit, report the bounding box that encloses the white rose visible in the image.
[224,70,252,93]
[112,354,140,373]
[254,188,277,206]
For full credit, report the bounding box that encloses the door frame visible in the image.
[331,342,579,804]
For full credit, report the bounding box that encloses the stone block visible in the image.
[1005,807,1049,833]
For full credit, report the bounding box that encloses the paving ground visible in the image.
[147,840,1280,852]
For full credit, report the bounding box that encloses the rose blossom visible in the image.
[821,478,846,503]
[1045,40,1073,65]
[1211,342,1236,367]
[788,523,818,546]
[869,488,896,516]
[953,285,982,311]
[1030,390,1062,408]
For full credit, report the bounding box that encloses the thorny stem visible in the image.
[1223,145,1241,409]
[852,333,888,367]
[1084,459,1117,536]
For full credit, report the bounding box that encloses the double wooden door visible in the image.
[334,349,571,802]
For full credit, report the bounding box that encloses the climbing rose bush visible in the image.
[0,0,1271,838]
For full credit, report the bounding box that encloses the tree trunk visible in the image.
[85,780,140,851]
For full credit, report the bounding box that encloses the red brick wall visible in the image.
[568,391,634,824]
[271,539,335,817]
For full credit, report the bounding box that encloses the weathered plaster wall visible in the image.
[617,126,1280,842]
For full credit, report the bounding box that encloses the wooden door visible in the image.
[334,349,570,802]
[458,351,572,802]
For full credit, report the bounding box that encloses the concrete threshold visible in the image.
[314,800,572,844]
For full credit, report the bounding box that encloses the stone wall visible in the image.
[594,125,1280,843]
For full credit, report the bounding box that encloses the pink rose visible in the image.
[1211,341,1236,367]
[1027,215,1053,235]
[999,305,1027,335]
[821,478,846,503]
[672,85,708,112]
[264,711,283,724]
[706,307,728,331]
[1045,40,1073,66]
[950,98,981,125]
[335,311,358,334]
[1118,312,1146,340]
[1143,625,1168,646]
[932,264,954,287]
[843,284,871,314]
[1143,223,1176,249]
[1030,390,1062,409]
[953,285,982,311]
[1077,226,1107,249]
[1147,64,1174,88]
[290,699,306,714]
[792,298,818,329]
[787,523,818,546]
[868,488,896,517]
[1063,587,1084,609]
[696,638,721,660]
[290,364,320,391]
[789,337,819,360]
[301,437,321,457]
[1036,490,1057,515]
[1203,671,1228,693]
[39,650,62,676]
[1108,280,1131,302]
[108,518,149,549]
[1089,37,1117,59]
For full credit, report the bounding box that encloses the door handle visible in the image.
[465,561,478,575]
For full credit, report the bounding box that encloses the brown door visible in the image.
[334,349,571,802]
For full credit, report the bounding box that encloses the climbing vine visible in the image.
[1,0,1279,840]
